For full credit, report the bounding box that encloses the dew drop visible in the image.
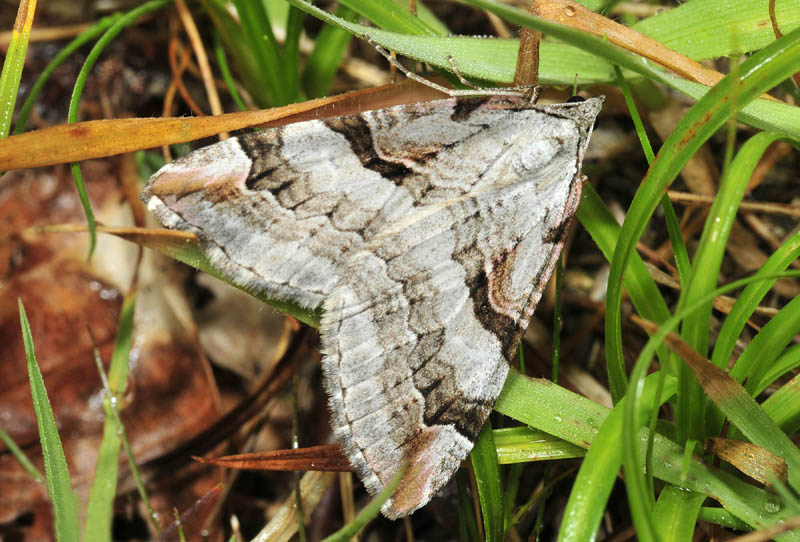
[564,5,576,16]
[764,499,781,514]
[554,415,563,423]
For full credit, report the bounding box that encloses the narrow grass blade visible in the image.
[653,487,705,542]
[645,321,800,492]
[493,427,585,464]
[710,228,800,369]
[321,464,408,542]
[698,507,751,531]
[763,371,800,435]
[14,13,121,135]
[678,132,785,441]
[230,0,295,106]
[338,0,444,36]
[457,470,480,542]
[282,5,303,104]
[0,426,43,482]
[84,291,137,542]
[201,0,273,107]
[633,0,800,61]
[470,421,503,541]
[756,343,800,408]
[495,367,800,538]
[0,0,37,138]
[555,373,676,542]
[67,0,171,257]
[18,300,80,542]
[213,30,247,111]
[603,25,800,403]
[736,294,800,396]
[577,185,674,375]
[301,5,359,99]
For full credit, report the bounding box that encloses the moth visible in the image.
[141,93,602,517]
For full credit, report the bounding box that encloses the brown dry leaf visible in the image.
[707,437,787,486]
[0,165,222,537]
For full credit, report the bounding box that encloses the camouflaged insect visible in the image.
[142,94,602,517]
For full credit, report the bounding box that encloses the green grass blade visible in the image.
[67,0,172,257]
[282,5,303,101]
[301,5,359,98]
[14,14,121,135]
[556,374,676,542]
[698,507,751,531]
[618,271,800,539]
[612,65,685,418]
[633,0,800,61]
[677,132,784,442]
[763,370,800,435]
[213,30,247,111]
[339,0,444,36]
[231,0,291,105]
[84,291,137,542]
[754,344,800,405]
[322,464,408,542]
[0,425,43,482]
[457,470,480,542]
[470,421,503,541]
[662,73,800,140]
[201,0,273,106]
[394,0,450,35]
[710,228,800,370]
[604,25,800,403]
[577,184,674,376]
[653,487,705,542]
[495,367,800,538]
[493,426,585,464]
[18,300,80,542]
[0,0,36,138]
[736,294,800,396]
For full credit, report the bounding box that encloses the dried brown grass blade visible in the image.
[537,0,779,102]
[195,444,352,472]
[0,80,446,170]
[707,437,787,486]
[631,315,738,404]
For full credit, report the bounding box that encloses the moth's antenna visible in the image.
[366,35,536,99]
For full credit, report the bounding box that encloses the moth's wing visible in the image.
[140,97,573,309]
[141,123,412,309]
[320,98,601,518]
